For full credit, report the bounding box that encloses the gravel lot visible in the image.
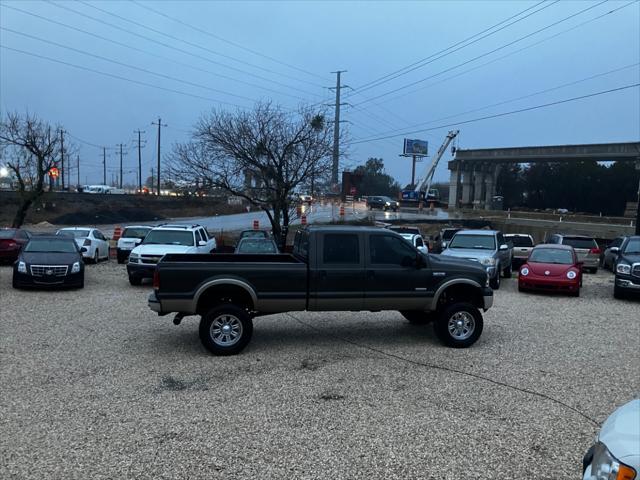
[1,262,638,479]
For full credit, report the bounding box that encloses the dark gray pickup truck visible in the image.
[148,226,493,355]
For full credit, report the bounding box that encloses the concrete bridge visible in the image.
[448,141,640,209]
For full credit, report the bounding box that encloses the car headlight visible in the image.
[480,257,496,266]
[71,262,80,274]
[520,267,529,276]
[17,261,27,273]
[566,270,577,279]
[129,253,140,264]
[589,441,637,480]
[616,262,631,275]
[385,201,390,206]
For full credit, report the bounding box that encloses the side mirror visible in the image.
[80,247,88,253]
[198,240,207,247]
[499,244,509,251]
[134,238,142,244]
[609,247,620,254]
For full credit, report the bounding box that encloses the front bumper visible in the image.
[485,266,498,278]
[127,262,156,279]
[615,274,640,292]
[519,274,579,293]
[13,270,83,288]
[482,287,493,310]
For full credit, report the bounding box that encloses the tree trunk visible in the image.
[12,195,35,228]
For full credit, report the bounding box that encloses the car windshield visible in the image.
[240,231,269,239]
[25,238,77,253]
[622,238,640,254]
[57,229,90,239]
[0,229,17,239]
[442,229,459,241]
[143,230,194,246]
[529,249,574,264]
[448,234,496,250]
[507,236,534,247]
[562,237,596,249]
[122,227,151,239]
[237,239,277,253]
[380,196,395,202]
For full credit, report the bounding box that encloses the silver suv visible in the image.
[441,229,513,289]
[546,234,600,273]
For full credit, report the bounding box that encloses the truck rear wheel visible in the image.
[434,302,483,348]
[199,304,253,356]
[400,310,436,325]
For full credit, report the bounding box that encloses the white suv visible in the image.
[126,224,216,285]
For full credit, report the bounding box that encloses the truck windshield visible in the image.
[507,236,533,247]
[237,239,277,253]
[122,228,151,239]
[448,234,495,250]
[529,249,573,264]
[143,230,194,246]
[623,238,640,254]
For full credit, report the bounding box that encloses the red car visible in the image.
[518,244,582,297]
[0,228,32,264]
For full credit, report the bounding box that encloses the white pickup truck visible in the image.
[505,234,535,267]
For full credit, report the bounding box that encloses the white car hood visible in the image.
[131,244,193,255]
[599,399,640,463]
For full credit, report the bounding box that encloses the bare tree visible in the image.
[170,103,334,246]
[0,113,61,227]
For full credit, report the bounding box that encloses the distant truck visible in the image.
[82,185,125,194]
[148,226,493,355]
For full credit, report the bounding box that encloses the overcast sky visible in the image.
[1,0,639,188]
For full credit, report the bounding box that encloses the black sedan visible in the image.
[366,196,399,211]
[13,236,85,289]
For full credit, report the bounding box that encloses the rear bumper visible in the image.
[127,263,156,279]
[581,256,599,268]
[13,270,83,288]
[0,248,20,263]
[148,291,161,312]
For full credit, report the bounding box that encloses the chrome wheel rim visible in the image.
[210,314,243,347]
[447,311,475,340]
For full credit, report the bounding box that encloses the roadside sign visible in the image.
[403,139,428,156]
[48,167,59,178]
[350,186,356,195]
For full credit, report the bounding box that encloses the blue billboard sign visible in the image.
[403,139,428,156]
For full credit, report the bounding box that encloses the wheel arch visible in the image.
[431,279,484,311]
[194,279,258,315]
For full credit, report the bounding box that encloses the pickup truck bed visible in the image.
[149,226,493,355]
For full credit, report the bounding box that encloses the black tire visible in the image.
[400,310,436,325]
[614,285,624,300]
[77,274,85,289]
[128,274,142,286]
[199,304,253,356]
[503,262,512,278]
[590,267,598,274]
[434,302,483,348]
[489,272,500,289]
[93,250,99,264]
[12,274,20,289]
[570,288,580,297]
[117,255,125,264]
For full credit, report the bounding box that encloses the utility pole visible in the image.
[150,167,155,193]
[116,143,127,189]
[134,130,145,193]
[76,155,80,188]
[59,129,66,190]
[151,118,167,196]
[102,147,107,185]
[329,71,348,188]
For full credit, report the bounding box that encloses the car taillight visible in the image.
[83,239,91,246]
[590,247,601,254]
[153,268,160,290]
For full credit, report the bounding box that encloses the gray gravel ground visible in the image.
[1,262,638,480]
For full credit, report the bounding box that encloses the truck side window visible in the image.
[370,235,416,265]
[322,234,359,264]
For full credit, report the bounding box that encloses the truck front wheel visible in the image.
[199,305,253,356]
[434,302,483,348]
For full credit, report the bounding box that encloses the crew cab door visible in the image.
[309,232,364,311]
[364,233,432,311]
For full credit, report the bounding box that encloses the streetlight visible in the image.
[0,166,8,177]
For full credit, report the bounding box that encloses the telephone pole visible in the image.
[329,71,348,188]
[76,155,80,187]
[102,147,107,185]
[59,129,66,190]
[134,130,145,193]
[116,143,127,189]
[151,118,167,195]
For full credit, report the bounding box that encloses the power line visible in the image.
[1,27,272,104]
[368,0,639,108]
[130,0,328,84]
[352,0,556,94]
[49,0,321,98]
[354,63,640,142]
[0,46,251,109]
[1,4,319,102]
[355,0,609,106]
[349,83,640,145]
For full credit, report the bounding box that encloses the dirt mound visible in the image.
[52,208,165,225]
